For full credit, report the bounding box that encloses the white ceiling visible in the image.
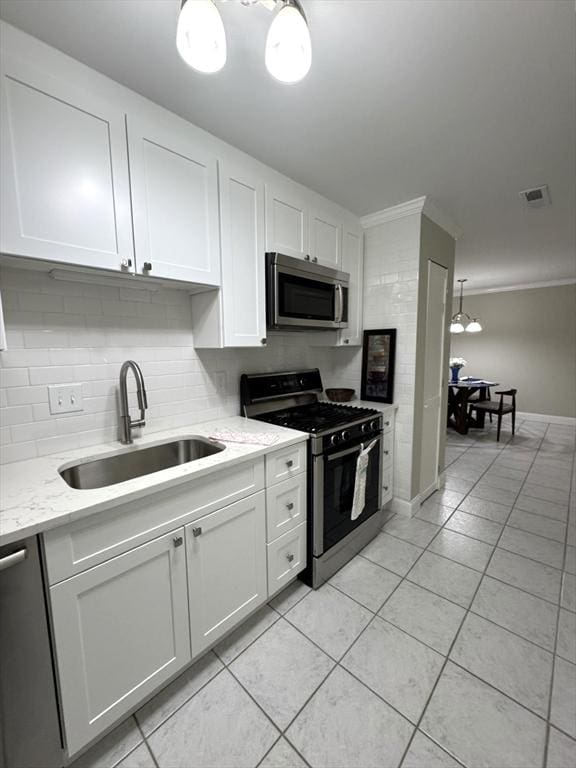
[1,0,574,291]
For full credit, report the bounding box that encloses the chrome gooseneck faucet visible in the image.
[119,360,148,444]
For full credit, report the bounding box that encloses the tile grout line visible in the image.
[396,423,548,768]
[542,423,576,768]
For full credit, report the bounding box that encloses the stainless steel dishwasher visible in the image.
[0,537,63,768]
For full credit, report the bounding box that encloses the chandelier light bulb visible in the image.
[265,2,312,83]
[466,319,483,333]
[176,0,227,74]
[450,321,465,334]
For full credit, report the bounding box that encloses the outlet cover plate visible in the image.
[48,384,84,415]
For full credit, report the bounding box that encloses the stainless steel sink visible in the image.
[59,437,225,490]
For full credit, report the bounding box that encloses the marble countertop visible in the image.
[0,417,308,547]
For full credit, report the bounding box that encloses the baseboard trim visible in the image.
[517,411,576,426]
[390,473,446,518]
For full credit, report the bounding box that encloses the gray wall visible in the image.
[450,284,576,418]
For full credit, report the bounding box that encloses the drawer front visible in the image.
[382,412,394,434]
[265,475,306,543]
[43,459,264,584]
[382,431,393,469]
[382,466,393,504]
[265,442,307,486]
[267,521,307,597]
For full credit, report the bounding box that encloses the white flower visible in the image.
[449,357,467,368]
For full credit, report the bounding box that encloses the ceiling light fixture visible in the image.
[176,0,311,83]
[176,0,227,74]
[450,279,483,334]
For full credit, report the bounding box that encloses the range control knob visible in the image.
[361,423,370,434]
[330,433,341,446]
[341,430,351,441]
[371,419,380,431]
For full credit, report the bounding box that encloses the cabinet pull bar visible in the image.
[192,527,202,537]
[0,548,27,572]
[286,553,295,563]
[173,536,183,548]
[286,460,294,468]
[286,502,294,511]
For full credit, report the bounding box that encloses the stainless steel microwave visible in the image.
[266,252,350,330]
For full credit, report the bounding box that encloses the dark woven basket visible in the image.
[325,388,355,403]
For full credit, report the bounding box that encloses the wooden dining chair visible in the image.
[468,389,517,442]
[468,386,493,422]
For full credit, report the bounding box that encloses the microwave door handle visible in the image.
[335,284,343,323]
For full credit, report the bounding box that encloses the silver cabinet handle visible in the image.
[286,553,295,563]
[121,258,132,269]
[286,502,294,511]
[286,459,294,468]
[384,450,389,455]
[312,256,318,263]
[383,485,389,491]
[305,254,311,261]
[173,536,183,548]
[192,527,202,537]
[385,421,390,426]
[0,548,27,572]
[143,262,152,271]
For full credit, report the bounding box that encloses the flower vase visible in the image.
[450,367,460,384]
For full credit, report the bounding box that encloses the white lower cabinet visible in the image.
[49,528,190,758]
[186,491,268,655]
[267,521,307,597]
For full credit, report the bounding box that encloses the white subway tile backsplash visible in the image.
[0,266,340,464]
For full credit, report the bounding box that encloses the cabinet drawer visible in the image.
[265,475,306,543]
[382,412,394,434]
[267,521,307,597]
[382,431,393,468]
[382,466,393,504]
[44,458,264,584]
[265,442,307,486]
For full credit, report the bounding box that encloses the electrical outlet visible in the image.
[48,384,84,415]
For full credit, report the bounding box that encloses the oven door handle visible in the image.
[335,284,343,323]
[326,437,380,462]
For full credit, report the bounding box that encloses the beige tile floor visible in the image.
[71,419,576,768]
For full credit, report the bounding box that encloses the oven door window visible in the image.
[322,440,381,554]
[278,272,335,321]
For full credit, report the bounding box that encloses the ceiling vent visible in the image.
[519,185,550,209]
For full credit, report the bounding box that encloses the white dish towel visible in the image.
[351,439,378,521]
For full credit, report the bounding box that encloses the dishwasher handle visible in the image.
[0,547,27,572]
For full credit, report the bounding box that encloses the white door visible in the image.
[419,260,448,496]
[0,57,133,271]
[265,182,309,260]
[49,529,190,758]
[186,492,267,655]
[220,162,266,346]
[127,115,220,285]
[309,206,342,268]
[339,224,363,346]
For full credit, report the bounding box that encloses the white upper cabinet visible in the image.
[309,206,342,268]
[265,182,309,260]
[339,222,364,346]
[186,492,267,656]
[0,57,134,271]
[193,161,266,348]
[49,528,190,757]
[127,115,220,285]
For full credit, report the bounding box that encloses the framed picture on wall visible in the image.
[360,329,397,403]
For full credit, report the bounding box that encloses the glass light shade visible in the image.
[176,0,226,74]
[265,4,312,83]
[450,321,465,334]
[466,319,483,333]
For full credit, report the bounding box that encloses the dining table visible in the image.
[447,378,499,435]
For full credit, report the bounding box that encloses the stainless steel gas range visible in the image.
[240,369,384,588]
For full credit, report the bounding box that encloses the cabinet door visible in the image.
[265,182,309,260]
[49,529,190,758]
[127,115,220,285]
[338,224,364,346]
[220,162,266,346]
[186,492,267,655]
[0,57,133,271]
[309,206,342,268]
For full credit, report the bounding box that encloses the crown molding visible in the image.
[360,195,462,240]
[454,278,576,297]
